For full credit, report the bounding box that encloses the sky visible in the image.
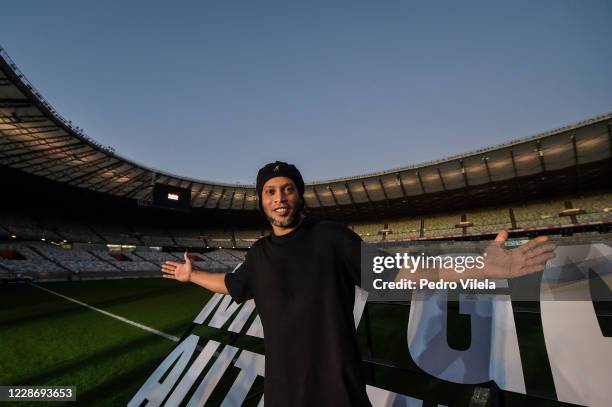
[1,1,611,184]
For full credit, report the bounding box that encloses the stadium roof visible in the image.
[1,46,611,217]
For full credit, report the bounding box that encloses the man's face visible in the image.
[261,176,302,228]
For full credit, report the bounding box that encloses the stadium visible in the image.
[1,38,611,407]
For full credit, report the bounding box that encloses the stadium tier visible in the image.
[1,188,610,282]
[349,190,611,241]
[234,229,262,248]
[0,241,246,281]
[467,206,513,234]
[0,243,65,278]
[1,190,610,246]
[132,247,181,264]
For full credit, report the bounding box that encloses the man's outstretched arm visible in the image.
[161,251,229,294]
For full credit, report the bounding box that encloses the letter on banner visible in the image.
[166,340,221,405]
[193,293,224,324]
[246,314,264,338]
[354,286,368,328]
[228,299,256,333]
[187,345,239,407]
[209,295,242,328]
[221,349,265,406]
[541,243,612,407]
[408,290,525,393]
[128,334,199,407]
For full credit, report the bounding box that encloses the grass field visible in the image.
[0,278,587,406]
[0,278,211,406]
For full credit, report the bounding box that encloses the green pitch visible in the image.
[0,279,210,406]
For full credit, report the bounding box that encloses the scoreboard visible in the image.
[152,183,191,211]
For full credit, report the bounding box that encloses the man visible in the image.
[161,161,556,406]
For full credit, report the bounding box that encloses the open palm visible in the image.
[161,252,193,282]
[483,231,556,279]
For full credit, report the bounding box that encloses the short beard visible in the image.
[266,210,302,228]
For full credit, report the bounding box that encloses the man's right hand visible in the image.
[161,251,192,282]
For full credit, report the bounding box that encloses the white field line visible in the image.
[31,283,180,343]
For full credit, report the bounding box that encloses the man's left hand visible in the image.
[482,230,556,279]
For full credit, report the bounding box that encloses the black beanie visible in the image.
[256,161,305,212]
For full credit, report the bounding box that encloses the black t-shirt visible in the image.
[224,216,372,407]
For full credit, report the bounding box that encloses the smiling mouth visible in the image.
[273,207,290,215]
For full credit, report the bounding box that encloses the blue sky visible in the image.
[2,1,611,184]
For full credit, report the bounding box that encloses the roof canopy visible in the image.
[1,47,611,214]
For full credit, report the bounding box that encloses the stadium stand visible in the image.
[168,228,205,248]
[172,252,225,272]
[344,191,611,242]
[228,250,246,261]
[1,188,609,253]
[34,244,117,273]
[572,191,612,222]
[513,199,568,228]
[88,248,158,272]
[202,230,234,248]
[351,222,385,241]
[130,224,176,247]
[0,212,62,241]
[0,243,66,278]
[204,249,243,268]
[1,190,610,281]
[43,217,106,244]
[89,222,142,246]
[423,212,464,237]
[386,218,421,240]
[234,229,261,248]
[466,207,512,234]
[132,248,181,266]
